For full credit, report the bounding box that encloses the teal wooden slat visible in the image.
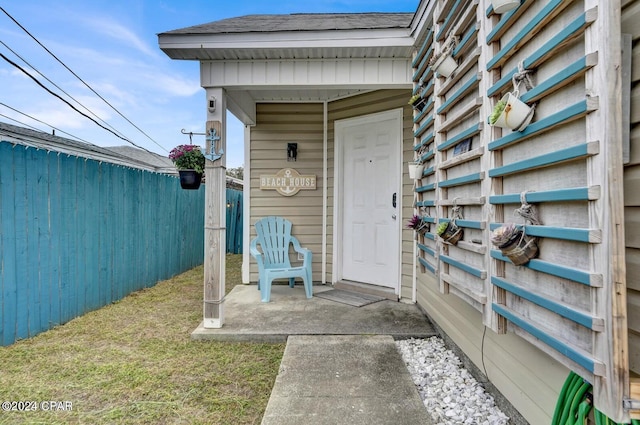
[412,29,433,68]
[488,100,590,151]
[33,148,50,334]
[519,56,595,104]
[488,143,596,177]
[440,254,485,278]
[25,148,42,337]
[414,115,434,138]
[452,24,478,59]
[437,74,480,115]
[418,243,436,257]
[0,143,17,345]
[485,1,525,40]
[421,216,437,224]
[416,200,435,207]
[438,218,484,230]
[438,172,483,188]
[421,166,435,178]
[415,134,435,152]
[58,154,75,324]
[75,159,88,317]
[46,152,61,329]
[416,183,436,193]
[489,223,598,243]
[486,0,565,71]
[492,303,598,373]
[492,276,598,329]
[419,149,435,164]
[424,232,436,241]
[436,0,463,41]
[438,123,482,151]
[418,256,436,274]
[487,13,590,98]
[14,147,29,340]
[491,250,598,286]
[490,187,594,204]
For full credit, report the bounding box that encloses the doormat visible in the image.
[314,289,385,307]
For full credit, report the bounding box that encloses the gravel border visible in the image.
[397,337,510,425]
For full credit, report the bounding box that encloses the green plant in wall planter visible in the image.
[491,223,538,266]
[437,221,463,245]
[489,92,534,131]
[408,93,427,113]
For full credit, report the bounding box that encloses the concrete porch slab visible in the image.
[191,284,436,342]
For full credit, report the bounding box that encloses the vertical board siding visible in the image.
[0,143,205,346]
[623,0,640,381]
[249,103,325,283]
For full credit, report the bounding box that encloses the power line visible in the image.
[0,5,168,153]
[0,103,94,145]
[0,51,154,154]
[0,39,129,141]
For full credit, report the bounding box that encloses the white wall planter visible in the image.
[490,92,533,131]
[433,54,457,78]
[408,162,425,179]
[491,0,520,14]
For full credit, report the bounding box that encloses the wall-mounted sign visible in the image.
[260,168,316,196]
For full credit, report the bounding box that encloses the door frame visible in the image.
[332,108,403,293]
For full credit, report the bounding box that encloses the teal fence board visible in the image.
[0,142,206,346]
[226,188,243,254]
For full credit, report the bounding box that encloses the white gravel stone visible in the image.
[396,337,510,425]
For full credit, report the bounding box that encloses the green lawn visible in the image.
[0,254,284,425]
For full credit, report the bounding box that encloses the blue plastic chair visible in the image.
[250,216,313,302]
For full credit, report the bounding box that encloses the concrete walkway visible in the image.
[191,284,436,424]
[262,335,434,425]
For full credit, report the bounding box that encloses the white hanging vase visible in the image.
[491,0,520,14]
[489,92,533,131]
[433,54,457,78]
[408,162,425,179]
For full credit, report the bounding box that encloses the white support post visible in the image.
[203,87,226,329]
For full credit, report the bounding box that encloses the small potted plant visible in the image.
[408,93,428,113]
[489,92,533,131]
[491,223,538,265]
[407,214,429,236]
[169,144,206,190]
[429,51,457,78]
[437,220,463,245]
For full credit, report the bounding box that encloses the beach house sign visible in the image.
[260,168,316,196]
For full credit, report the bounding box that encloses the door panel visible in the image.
[339,112,400,288]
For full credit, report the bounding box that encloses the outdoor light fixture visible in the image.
[287,143,298,161]
[208,96,216,113]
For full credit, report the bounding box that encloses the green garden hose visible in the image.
[553,371,640,425]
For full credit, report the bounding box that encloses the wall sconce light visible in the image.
[287,143,298,162]
[208,96,216,113]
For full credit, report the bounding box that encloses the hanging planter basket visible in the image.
[437,221,463,245]
[491,224,538,266]
[489,92,534,131]
[491,0,520,14]
[409,95,428,112]
[408,162,425,179]
[178,170,203,190]
[432,54,457,78]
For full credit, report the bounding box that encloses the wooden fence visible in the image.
[0,142,205,346]
[225,188,243,254]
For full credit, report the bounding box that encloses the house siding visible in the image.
[249,103,325,284]
[623,0,640,377]
[248,91,415,296]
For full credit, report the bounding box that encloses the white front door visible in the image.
[336,110,401,289]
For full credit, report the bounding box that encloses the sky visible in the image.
[0,1,419,168]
